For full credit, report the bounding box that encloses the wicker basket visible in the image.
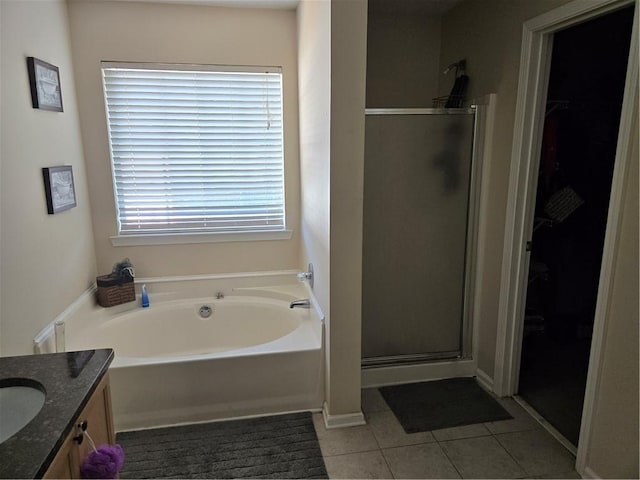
[96,274,135,307]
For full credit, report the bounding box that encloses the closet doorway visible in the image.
[517,5,634,449]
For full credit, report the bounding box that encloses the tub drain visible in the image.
[199,305,213,318]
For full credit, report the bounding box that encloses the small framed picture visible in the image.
[43,166,77,214]
[27,57,63,112]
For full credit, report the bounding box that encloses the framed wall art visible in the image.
[27,57,63,112]
[43,166,76,214]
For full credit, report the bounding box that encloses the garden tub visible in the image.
[63,282,324,431]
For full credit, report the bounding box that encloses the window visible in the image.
[101,62,286,243]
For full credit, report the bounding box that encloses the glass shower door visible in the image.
[362,109,476,365]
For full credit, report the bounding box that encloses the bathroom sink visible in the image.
[0,381,46,443]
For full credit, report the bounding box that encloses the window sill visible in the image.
[109,230,293,247]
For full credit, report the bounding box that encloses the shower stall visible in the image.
[362,107,482,368]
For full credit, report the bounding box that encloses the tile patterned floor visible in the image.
[313,387,579,479]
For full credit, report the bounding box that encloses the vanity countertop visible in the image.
[0,349,114,479]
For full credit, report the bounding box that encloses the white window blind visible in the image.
[101,62,285,235]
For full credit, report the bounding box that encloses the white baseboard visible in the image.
[361,359,476,388]
[581,466,600,479]
[322,402,366,429]
[475,368,494,393]
[116,407,324,433]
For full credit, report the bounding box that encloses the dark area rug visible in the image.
[116,412,328,479]
[379,377,513,433]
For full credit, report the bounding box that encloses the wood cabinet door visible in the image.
[44,374,115,479]
[76,374,116,463]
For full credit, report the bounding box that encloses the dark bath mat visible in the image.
[116,412,327,479]
[379,377,513,433]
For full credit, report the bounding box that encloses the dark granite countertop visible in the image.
[0,349,114,479]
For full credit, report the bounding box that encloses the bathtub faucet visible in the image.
[289,299,311,309]
[296,263,314,289]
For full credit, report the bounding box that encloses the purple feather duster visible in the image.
[80,444,125,479]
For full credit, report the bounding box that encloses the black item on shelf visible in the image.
[445,74,469,108]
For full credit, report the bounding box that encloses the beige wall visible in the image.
[297,1,331,319]
[439,0,572,376]
[585,95,638,479]
[0,0,97,356]
[366,0,442,107]
[297,0,331,411]
[328,0,368,416]
[441,1,638,475]
[66,0,300,278]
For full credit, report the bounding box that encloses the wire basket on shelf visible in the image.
[432,95,465,108]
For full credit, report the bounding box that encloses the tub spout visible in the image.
[289,299,311,309]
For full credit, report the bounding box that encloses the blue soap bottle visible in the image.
[141,284,150,308]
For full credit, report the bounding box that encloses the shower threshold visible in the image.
[362,350,462,369]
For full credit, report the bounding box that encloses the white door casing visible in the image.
[494,0,638,474]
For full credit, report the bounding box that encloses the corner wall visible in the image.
[585,94,638,479]
[366,1,442,107]
[66,0,300,278]
[0,0,97,356]
[438,0,572,377]
[297,0,331,339]
[328,0,368,416]
[440,1,638,477]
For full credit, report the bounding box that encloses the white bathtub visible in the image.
[62,279,324,431]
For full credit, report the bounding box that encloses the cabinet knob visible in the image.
[73,420,88,444]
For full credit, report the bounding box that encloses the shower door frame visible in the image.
[361,107,484,368]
